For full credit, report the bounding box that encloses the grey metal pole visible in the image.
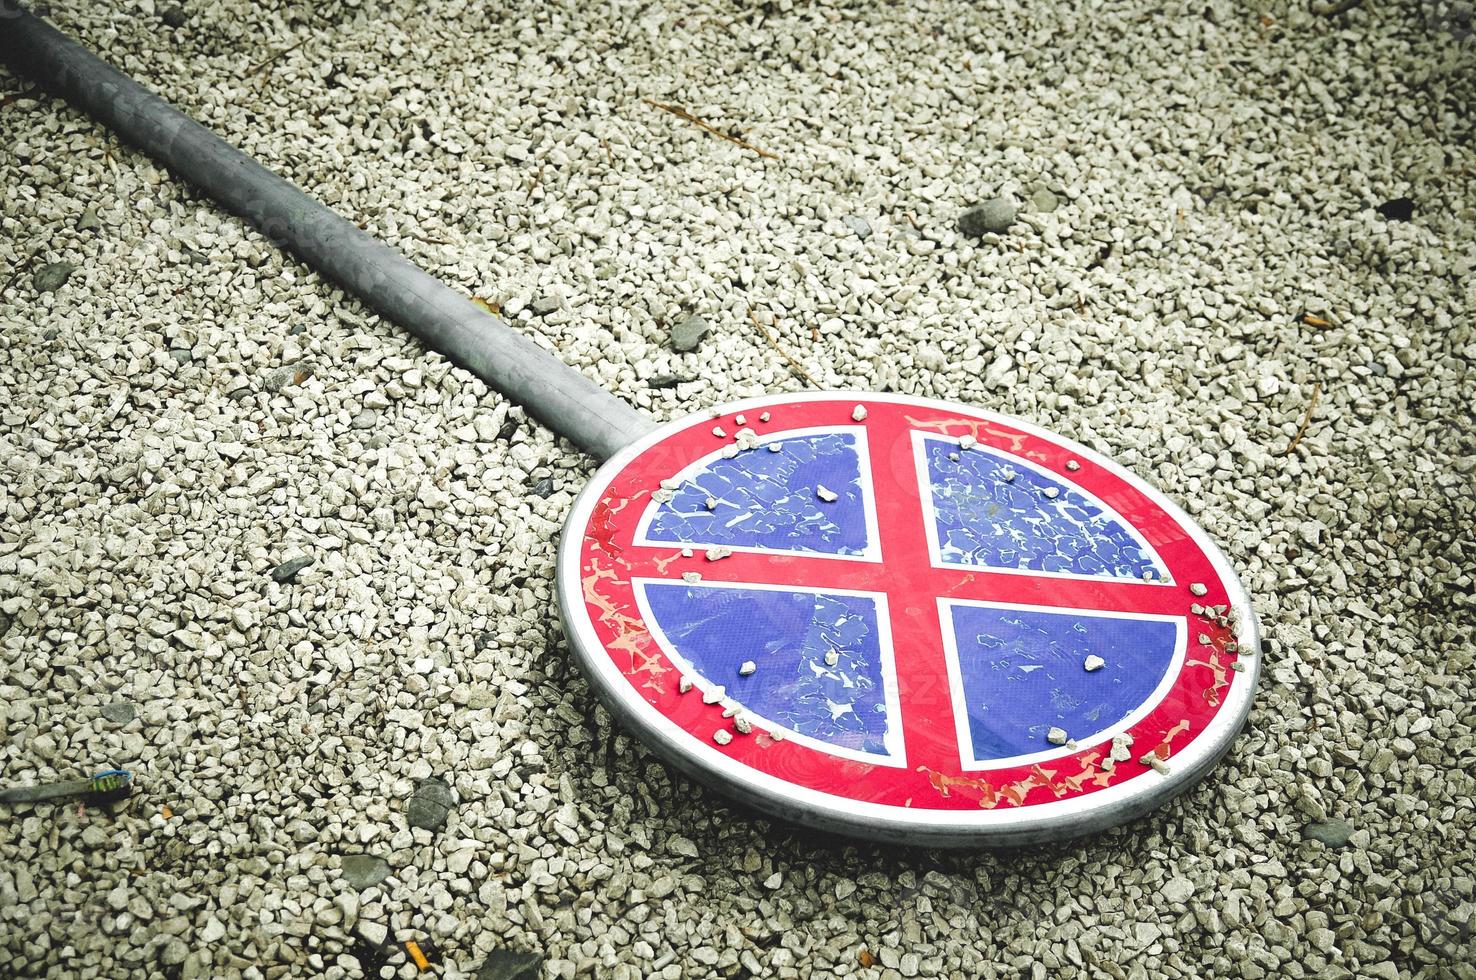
[0,3,656,462]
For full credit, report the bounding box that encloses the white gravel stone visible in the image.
[1083,655,1106,672]
[1,3,1469,978]
[815,484,839,503]
[712,730,732,746]
[738,660,756,676]
[1046,726,1068,745]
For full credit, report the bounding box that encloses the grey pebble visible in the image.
[669,314,710,353]
[1029,186,1059,213]
[406,777,454,831]
[168,348,193,365]
[475,950,544,980]
[958,198,1016,237]
[100,700,136,725]
[1303,818,1354,848]
[351,409,379,429]
[339,854,392,889]
[532,476,556,498]
[76,207,102,232]
[33,262,75,293]
[261,367,294,393]
[530,295,560,316]
[160,5,188,27]
[648,374,694,389]
[841,215,872,238]
[269,555,314,583]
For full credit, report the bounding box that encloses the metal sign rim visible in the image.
[556,391,1262,847]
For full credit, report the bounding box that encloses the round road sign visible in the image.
[557,392,1260,846]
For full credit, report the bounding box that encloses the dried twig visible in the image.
[248,37,309,78]
[748,309,817,386]
[1280,382,1322,456]
[524,164,545,205]
[643,98,777,160]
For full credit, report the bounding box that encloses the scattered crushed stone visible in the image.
[1,0,1473,978]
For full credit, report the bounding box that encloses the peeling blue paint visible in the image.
[642,582,895,757]
[947,604,1180,761]
[644,432,870,556]
[922,438,1165,581]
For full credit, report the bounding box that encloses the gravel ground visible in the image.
[2,0,1474,977]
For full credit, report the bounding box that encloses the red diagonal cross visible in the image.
[614,409,1177,770]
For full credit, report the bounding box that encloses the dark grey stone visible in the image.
[0,610,11,636]
[77,207,102,232]
[33,262,75,293]
[407,777,454,832]
[160,4,187,27]
[530,295,559,316]
[169,349,193,365]
[475,950,544,980]
[669,314,710,353]
[340,854,392,889]
[647,374,694,389]
[351,409,379,430]
[841,215,872,239]
[533,477,556,498]
[270,555,315,583]
[1303,818,1353,847]
[958,198,1017,237]
[101,700,136,725]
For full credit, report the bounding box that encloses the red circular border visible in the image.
[576,397,1244,813]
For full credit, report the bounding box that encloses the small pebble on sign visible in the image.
[713,730,733,746]
[824,650,839,667]
[734,716,753,734]
[767,442,782,452]
[759,412,770,422]
[959,434,977,450]
[712,426,726,438]
[1066,459,1080,471]
[681,547,693,558]
[1083,655,1105,672]
[949,452,960,461]
[679,677,693,693]
[1042,486,1060,499]
[702,686,726,704]
[705,547,732,561]
[682,571,702,584]
[1047,726,1068,745]
[852,404,868,421]
[738,660,756,676]
[1190,582,1208,596]
[704,496,718,510]
[816,484,839,503]
[1000,466,1017,482]
[735,414,746,425]
[660,478,682,490]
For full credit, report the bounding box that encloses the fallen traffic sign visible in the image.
[560,392,1260,846]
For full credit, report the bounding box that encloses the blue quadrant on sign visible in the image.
[639,581,899,761]
[920,437,1166,581]
[640,431,871,556]
[943,603,1181,764]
